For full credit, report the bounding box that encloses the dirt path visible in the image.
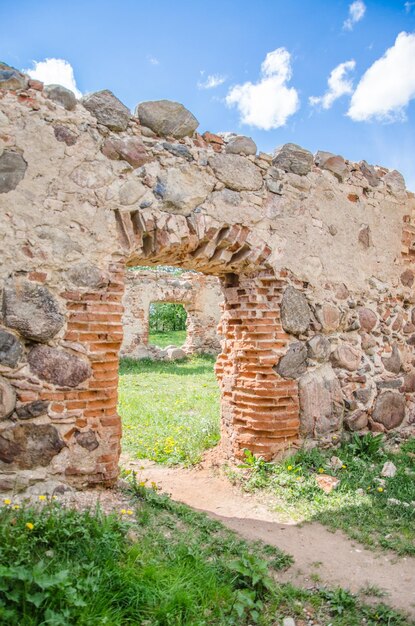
[126,459,415,620]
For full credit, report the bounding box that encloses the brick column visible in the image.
[54,261,125,485]
[215,271,299,460]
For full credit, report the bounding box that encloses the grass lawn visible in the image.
[148,330,187,349]
[0,484,410,625]
[230,435,415,556]
[118,355,220,465]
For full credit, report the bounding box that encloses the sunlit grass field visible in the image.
[118,355,220,465]
[148,329,187,349]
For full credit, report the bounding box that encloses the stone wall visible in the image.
[0,62,414,491]
[121,270,222,358]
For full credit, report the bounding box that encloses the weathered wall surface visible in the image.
[121,270,223,358]
[0,64,414,492]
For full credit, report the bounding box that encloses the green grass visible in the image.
[149,330,187,349]
[230,435,415,556]
[0,487,410,625]
[118,355,220,465]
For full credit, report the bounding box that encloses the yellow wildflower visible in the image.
[287,465,293,471]
[126,510,133,515]
[139,481,146,488]
[367,487,371,491]
[26,522,34,530]
[38,495,47,501]
[318,468,324,474]
[3,499,11,506]
[342,464,347,469]
[12,505,20,510]
[120,509,127,515]
[377,487,384,493]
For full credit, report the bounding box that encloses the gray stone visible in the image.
[16,400,49,420]
[67,263,109,289]
[359,160,380,187]
[314,151,348,182]
[372,391,405,430]
[3,279,64,342]
[225,136,257,156]
[266,178,283,194]
[208,154,263,191]
[166,347,186,360]
[274,342,307,379]
[156,165,215,214]
[376,379,403,390]
[53,125,78,146]
[44,84,77,111]
[135,100,199,139]
[381,461,397,478]
[28,346,91,388]
[0,376,16,419]
[384,170,406,193]
[299,364,344,437]
[358,307,377,332]
[330,343,361,371]
[282,619,296,626]
[344,409,368,431]
[273,143,313,176]
[381,343,401,374]
[0,65,27,90]
[162,142,193,161]
[307,334,331,362]
[0,151,27,194]
[0,423,64,468]
[0,329,23,368]
[358,225,371,249]
[82,90,131,131]
[75,429,99,451]
[280,286,311,336]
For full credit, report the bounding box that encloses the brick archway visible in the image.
[62,208,300,483]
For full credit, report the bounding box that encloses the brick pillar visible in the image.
[56,261,125,485]
[215,271,299,460]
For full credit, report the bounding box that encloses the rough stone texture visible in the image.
[315,151,348,182]
[331,343,361,371]
[0,329,23,368]
[273,143,313,175]
[358,307,378,332]
[122,270,223,359]
[28,346,92,388]
[75,429,99,451]
[166,347,186,360]
[16,400,49,420]
[208,154,263,191]
[102,136,148,168]
[372,392,406,430]
[54,125,78,146]
[281,286,311,336]
[307,335,331,362]
[0,151,27,193]
[316,303,340,332]
[135,100,199,138]
[225,136,257,156]
[0,65,27,90]
[299,365,344,436]
[66,263,109,289]
[156,165,215,214]
[3,279,64,342]
[0,377,16,419]
[82,90,130,131]
[0,423,64,468]
[381,344,401,374]
[44,85,77,111]
[344,410,368,431]
[275,342,307,378]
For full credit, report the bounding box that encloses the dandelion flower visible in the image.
[342,464,347,469]
[139,481,146,488]
[38,495,47,501]
[12,505,20,510]
[318,468,324,474]
[120,509,127,515]
[377,487,384,493]
[3,499,11,505]
[26,522,34,530]
[287,465,293,471]
[126,510,133,515]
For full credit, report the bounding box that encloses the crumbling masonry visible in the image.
[0,62,414,491]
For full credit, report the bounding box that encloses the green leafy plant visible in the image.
[347,432,385,459]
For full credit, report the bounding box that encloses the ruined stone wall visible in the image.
[0,63,414,492]
[121,270,223,358]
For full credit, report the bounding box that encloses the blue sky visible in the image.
[1,0,415,188]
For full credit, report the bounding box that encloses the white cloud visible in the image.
[405,1,415,12]
[23,58,81,98]
[148,56,160,66]
[309,60,356,109]
[198,73,226,89]
[343,1,366,30]
[225,48,300,130]
[348,31,415,121]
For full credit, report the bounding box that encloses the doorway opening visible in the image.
[148,302,188,350]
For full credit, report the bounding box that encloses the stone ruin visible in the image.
[0,62,414,491]
[121,269,222,360]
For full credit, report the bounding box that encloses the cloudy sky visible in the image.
[2,0,415,189]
